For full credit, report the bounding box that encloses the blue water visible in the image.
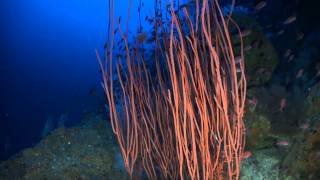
[0,0,156,161]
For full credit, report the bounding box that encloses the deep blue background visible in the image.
[0,0,154,161]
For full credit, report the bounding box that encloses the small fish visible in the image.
[296,33,304,41]
[241,151,252,160]
[244,45,252,51]
[284,49,292,58]
[316,70,320,77]
[147,18,154,24]
[115,54,123,59]
[276,30,285,36]
[235,56,242,64]
[241,29,252,38]
[265,24,274,29]
[147,37,156,43]
[247,97,258,112]
[299,122,310,130]
[315,151,320,159]
[296,69,304,79]
[257,68,267,74]
[266,33,275,39]
[179,4,188,10]
[288,54,295,62]
[114,28,118,34]
[283,15,296,25]
[279,98,286,112]
[276,140,289,146]
[89,87,97,96]
[252,40,263,48]
[254,1,267,11]
[136,32,147,43]
[285,76,291,85]
[236,68,241,73]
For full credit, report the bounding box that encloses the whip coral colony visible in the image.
[97,0,247,179]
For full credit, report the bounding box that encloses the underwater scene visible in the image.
[1,0,320,179]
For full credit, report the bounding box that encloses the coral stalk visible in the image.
[98,0,246,179]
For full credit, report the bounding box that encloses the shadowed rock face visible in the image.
[230,13,279,87]
[0,113,129,180]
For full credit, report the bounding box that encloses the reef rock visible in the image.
[231,14,279,87]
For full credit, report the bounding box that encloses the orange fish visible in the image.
[241,151,252,160]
